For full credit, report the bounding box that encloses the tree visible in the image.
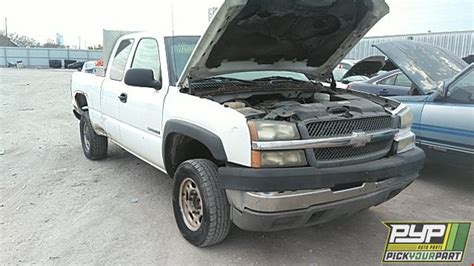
[87,44,103,50]
[0,30,40,47]
[42,38,59,48]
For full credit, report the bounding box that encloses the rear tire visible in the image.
[80,112,108,160]
[172,159,231,247]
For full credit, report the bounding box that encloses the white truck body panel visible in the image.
[71,73,104,130]
[163,88,252,166]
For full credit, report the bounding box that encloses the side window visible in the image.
[110,39,134,81]
[394,73,412,87]
[131,38,161,81]
[379,75,396,85]
[447,69,474,104]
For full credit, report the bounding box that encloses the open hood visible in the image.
[373,41,467,93]
[341,55,386,80]
[178,0,389,87]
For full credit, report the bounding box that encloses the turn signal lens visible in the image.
[394,129,416,154]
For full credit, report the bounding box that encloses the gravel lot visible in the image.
[1,68,473,265]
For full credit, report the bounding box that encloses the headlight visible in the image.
[394,129,416,154]
[398,106,413,129]
[392,105,416,153]
[248,121,300,141]
[251,150,307,168]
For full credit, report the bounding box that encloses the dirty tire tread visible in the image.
[173,159,231,247]
[80,112,108,160]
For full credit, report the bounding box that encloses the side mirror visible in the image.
[124,68,162,89]
[436,81,447,98]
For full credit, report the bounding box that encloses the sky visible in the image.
[1,0,473,48]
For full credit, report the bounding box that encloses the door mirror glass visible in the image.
[124,68,162,89]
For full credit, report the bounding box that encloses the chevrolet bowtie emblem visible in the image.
[350,132,372,147]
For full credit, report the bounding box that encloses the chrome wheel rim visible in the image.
[179,178,203,231]
[83,123,91,151]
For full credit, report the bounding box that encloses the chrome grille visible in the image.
[313,139,392,162]
[305,116,393,138]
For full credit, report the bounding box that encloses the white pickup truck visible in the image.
[70,0,424,247]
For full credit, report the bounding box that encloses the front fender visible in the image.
[162,119,228,162]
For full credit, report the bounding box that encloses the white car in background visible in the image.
[81,61,97,74]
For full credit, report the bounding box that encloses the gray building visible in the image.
[1,47,102,68]
[346,30,473,60]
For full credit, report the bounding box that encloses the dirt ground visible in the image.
[1,68,473,265]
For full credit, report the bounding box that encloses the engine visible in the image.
[221,92,389,123]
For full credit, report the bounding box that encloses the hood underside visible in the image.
[178,0,389,86]
[342,55,386,79]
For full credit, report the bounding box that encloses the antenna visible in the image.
[4,17,7,36]
[171,1,175,37]
[171,0,180,87]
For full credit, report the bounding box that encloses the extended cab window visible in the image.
[110,39,134,81]
[132,38,161,81]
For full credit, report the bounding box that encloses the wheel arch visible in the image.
[163,120,228,177]
[73,92,89,119]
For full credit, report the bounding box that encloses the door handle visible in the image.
[118,93,127,103]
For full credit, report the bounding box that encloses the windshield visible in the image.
[217,71,309,82]
[164,36,200,85]
[84,62,95,69]
[333,68,348,81]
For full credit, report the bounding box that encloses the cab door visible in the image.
[100,38,135,144]
[117,37,168,168]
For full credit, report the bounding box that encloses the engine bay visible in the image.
[208,87,390,123]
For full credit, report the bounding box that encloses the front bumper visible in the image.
[220,148,424,231]
[219,148,424,192]
[228,174,415,231]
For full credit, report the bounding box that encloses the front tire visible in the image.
[172,159,231,247]
[80,112,108,160]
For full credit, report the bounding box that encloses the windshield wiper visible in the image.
[192,76,256,84]
[252,76,309,83]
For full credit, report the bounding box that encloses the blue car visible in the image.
[373,41,474,167]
